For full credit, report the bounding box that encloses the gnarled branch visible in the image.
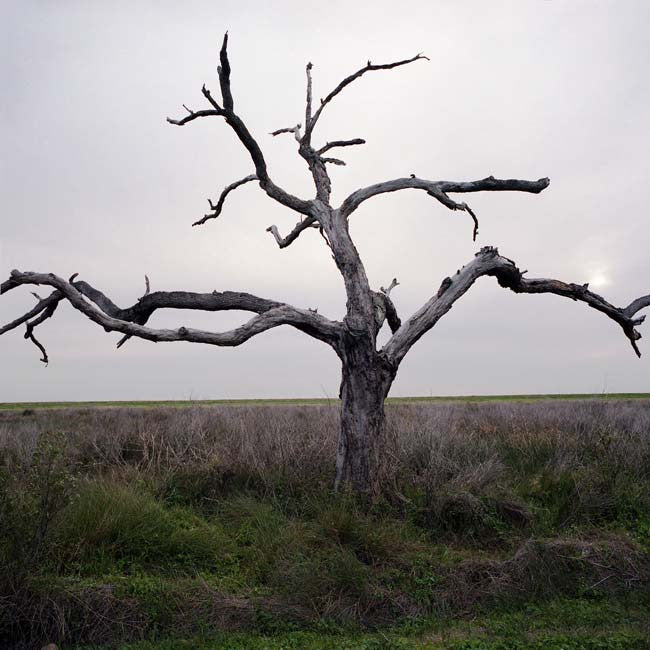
[341,175,550,219]
[2,271,343,358]
[0,290,62,336]
[426,187,480,240]
[24,297,60,364]
[1,285,64,364]
[167,33,312,218]
[383,246,648,365]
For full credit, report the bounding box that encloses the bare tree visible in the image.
[2,34,649,496]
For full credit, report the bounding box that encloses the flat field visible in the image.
[1,399,649,649]
[2,392,650,411]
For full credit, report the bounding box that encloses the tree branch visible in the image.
[383,246,648,365]
[303,53,429,143]
[341,175,550,218]
[166,109,223,126]
[25,327,49,365]
[116,275,152,349]
[426,187,480,240]
[167,33,313,218]
[266,216,319,248]
[23,298,60,364]
[2,271,343,355]
[372,278,401,334]
[305,62,313,127]
[192,174,258,227]
[380,278,399,296]
[218,31,234,112]
[270,124,302,139]
[201,84,223,111]
[0,290,62,336]
[624,295,650,319]
[72,280,122,316]
[321,157,346,166]
[0,284,64,363]
[317,139,366,155]
[384,297,401,334]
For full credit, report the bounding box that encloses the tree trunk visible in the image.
[335,337,396,497]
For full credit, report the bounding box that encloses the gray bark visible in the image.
[336,333,396,495]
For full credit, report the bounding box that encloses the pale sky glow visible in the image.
[588,273,610,289]
[1,1,649,401]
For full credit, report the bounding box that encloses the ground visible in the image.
[1,397,649,649]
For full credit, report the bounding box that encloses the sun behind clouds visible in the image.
[588,272,610,288]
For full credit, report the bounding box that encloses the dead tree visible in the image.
[2,34,649,496]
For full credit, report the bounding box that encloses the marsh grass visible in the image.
[0,400,649,647]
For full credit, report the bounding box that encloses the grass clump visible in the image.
[52,481,233,575]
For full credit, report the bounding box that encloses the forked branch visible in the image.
[342,176,550,216]
[303,53,429,143]
[341,176,549,240]
[167,33,312,217]
[0,291,62,337]
[1,271,342,361]
[383,247,649,365]
[24,297,60,364]
[193,174,258,227]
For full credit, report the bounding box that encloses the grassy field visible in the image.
[2,392,650,411]
[1,400,649,649]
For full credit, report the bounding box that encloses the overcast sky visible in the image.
[1,0,649,401]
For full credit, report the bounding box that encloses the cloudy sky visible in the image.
[1,0,649,401]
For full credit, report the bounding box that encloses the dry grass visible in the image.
[2,399,649,481]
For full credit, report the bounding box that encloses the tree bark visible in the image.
[335,333,396,496]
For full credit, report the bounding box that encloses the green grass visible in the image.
[5,476,649,646]
[66,595,650,648]
[2,392,650,410]
[52,482,235,575]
